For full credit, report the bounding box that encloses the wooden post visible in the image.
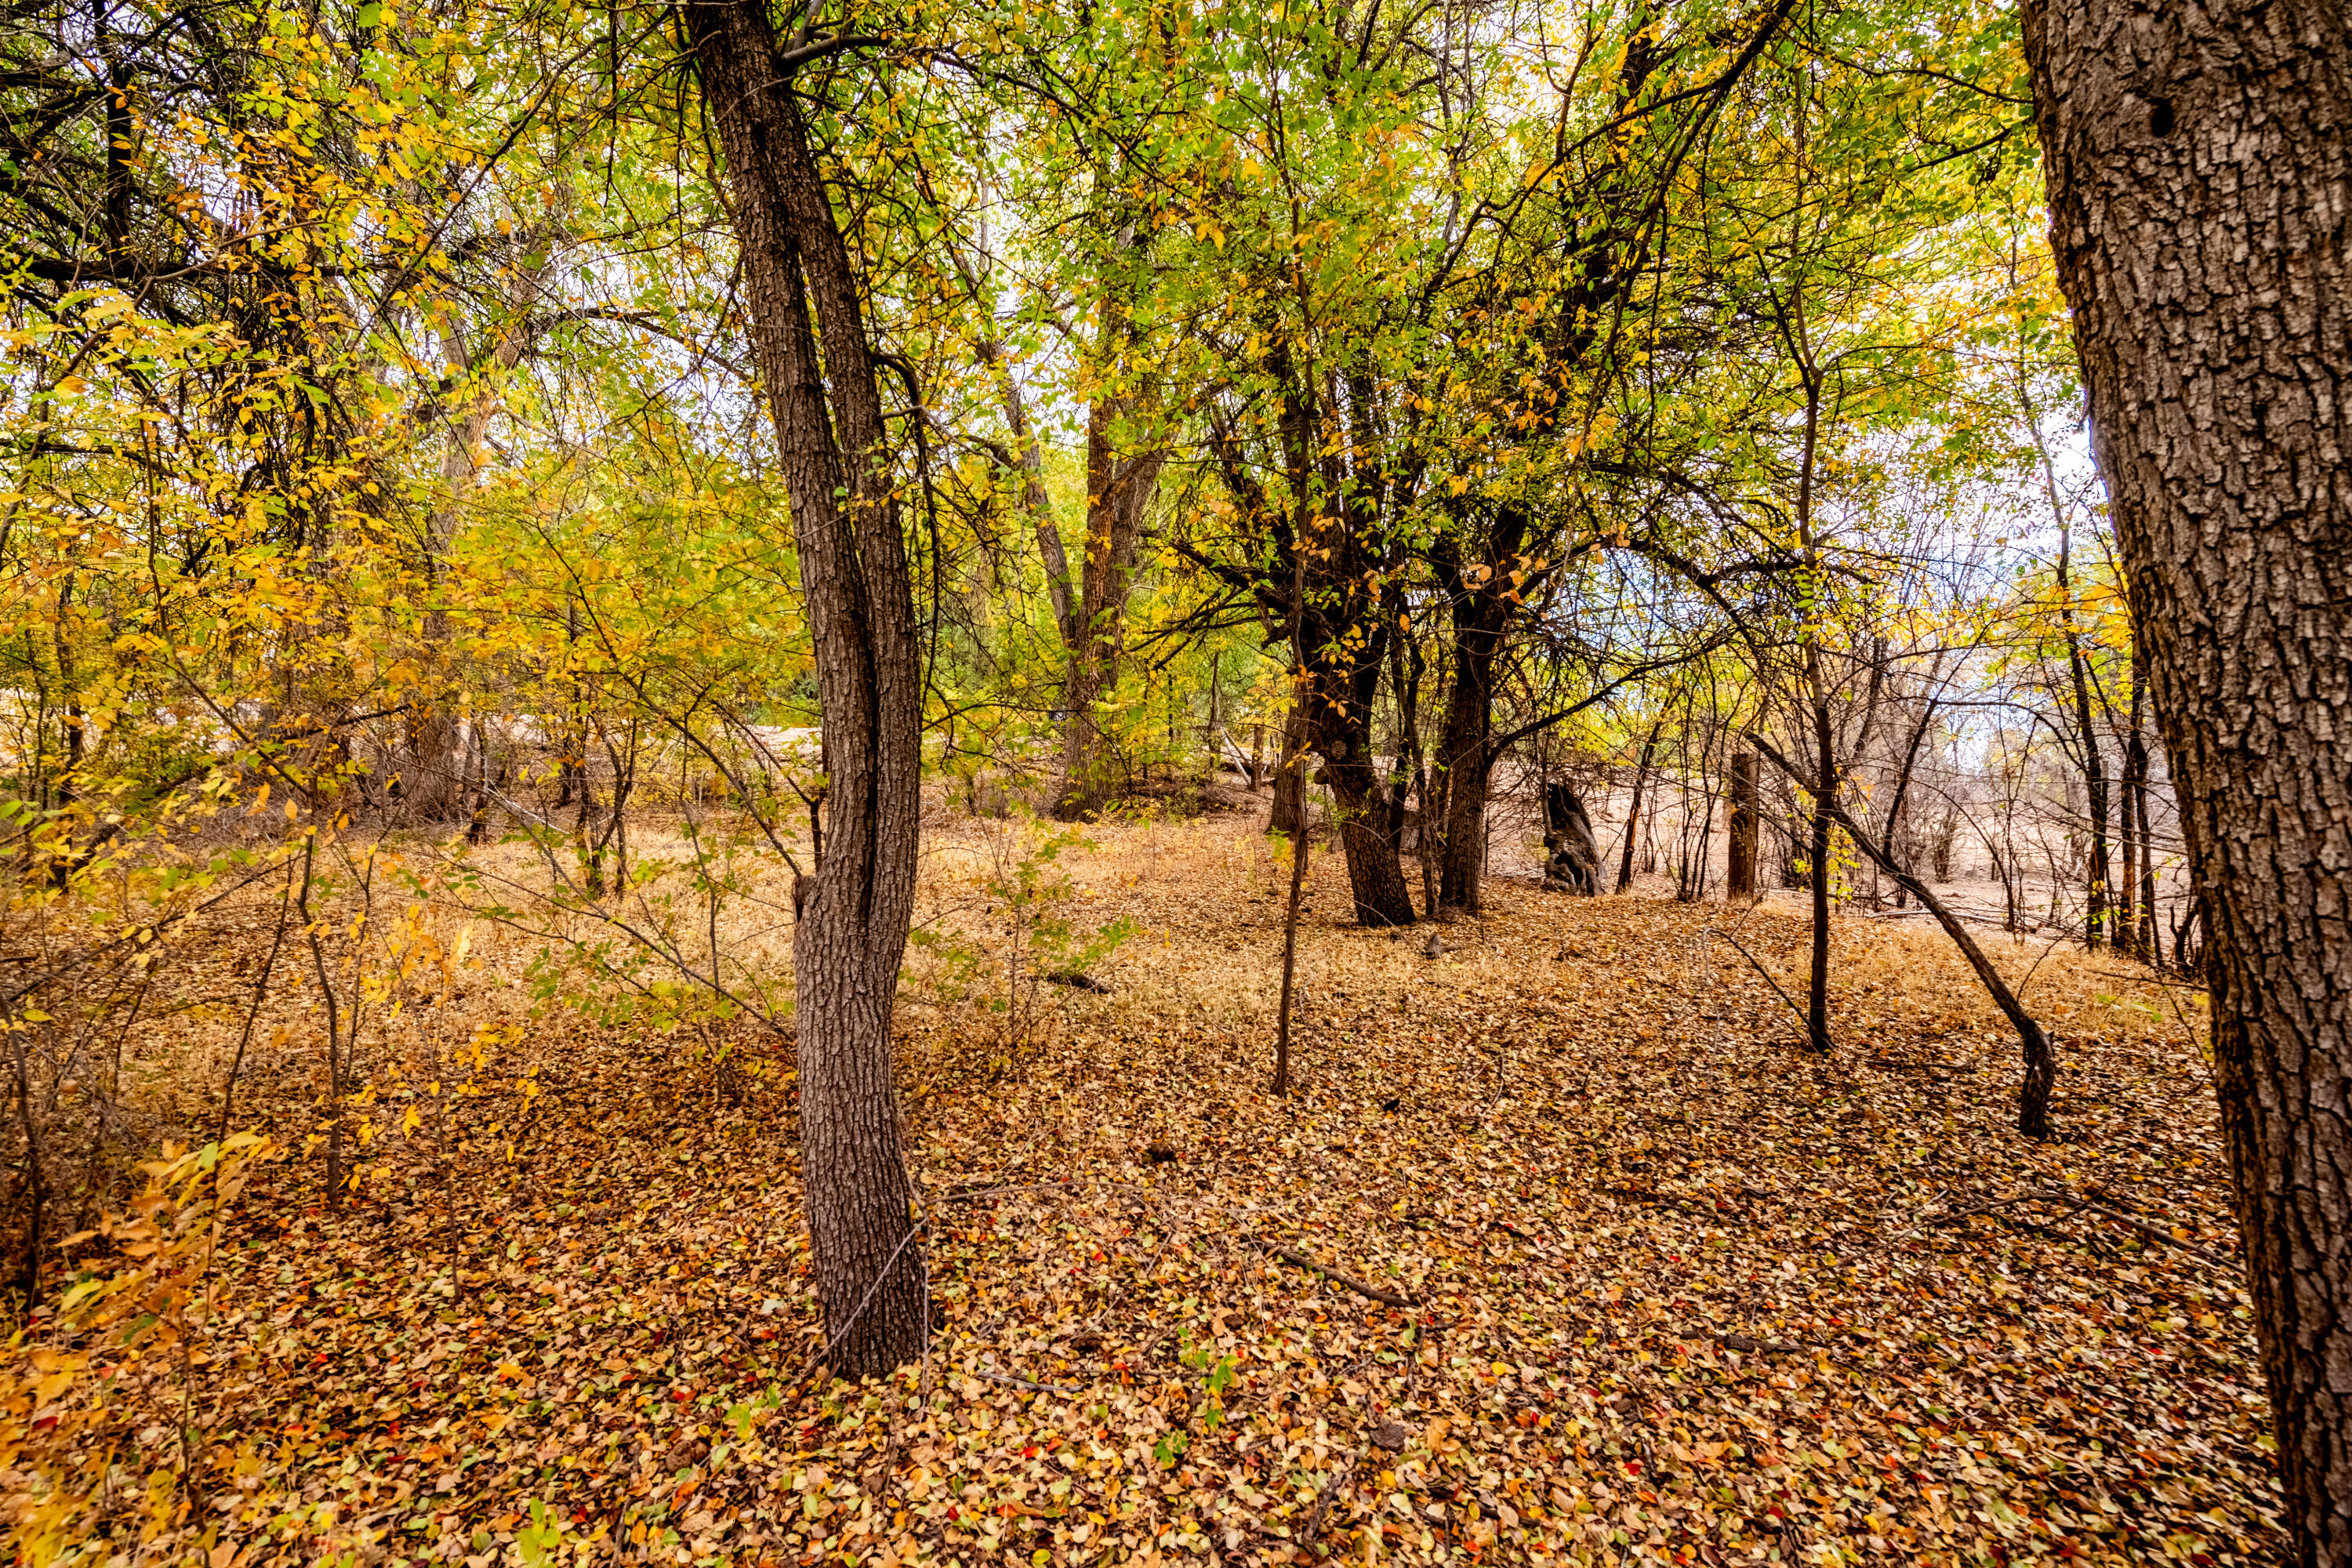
[1728,750,1758,901]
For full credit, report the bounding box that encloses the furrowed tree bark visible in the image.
[1317,682,1417,926]
[1269,698,1308,840]
[1056,404,1164,818]
[685,0,924,1377]
[2022,2,2352,1555]
[1432,511,1530,913]
[1269,347,1414,926]
[1726,748,1758,901]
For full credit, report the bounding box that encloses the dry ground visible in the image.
[4,808,2274,1566]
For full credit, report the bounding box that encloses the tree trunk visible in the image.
[1433,730,1492,911]
[1806,684,1835,1055]
[955,229,1076,648]
[2060,555,2113,950]
[409,245,557,822]
[1431,517,1528,913]
[1795,367,1834,1057]
[1727,749,1759,901]
[2127,660,2161,963]
[1432,608,1506,911]
[685,0,924,1377]
[2118,678,2143,956]
[1322,720,1417,926]
[1056,408,1163,818]
[1269,698,1308,840]
[1756,736,2060,1139]
[2023,3,2352,1555]
[1615,725,1657,893]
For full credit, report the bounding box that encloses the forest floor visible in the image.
[6,807,2277,1566]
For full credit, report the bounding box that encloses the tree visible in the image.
[682,0,926,1377]
[2021,1,2352,1555]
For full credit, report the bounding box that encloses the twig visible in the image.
[1704,1329,1806,1356]
[2087,968,2205,990]
[942,1180,1073,1203]
[1263,1243,1417,1308]
[2022,1187,2234,1269]
[973,1367,1082,1396]
[1711,927,1809,1033]
[1297,1445,1367,1550]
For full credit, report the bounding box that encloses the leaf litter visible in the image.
[3,812,2277,1564]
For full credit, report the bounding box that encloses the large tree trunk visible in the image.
[2022,4,2352,1555]
[1430,513,1530,913]
[1317,687,1417,927]
[685,0,924,1377]
[1432,605,1506,911]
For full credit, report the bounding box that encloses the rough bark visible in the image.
[1276,357,1414,924]
[1726,749,1759,901]
[1432,596,1511,909]
[684,0,924,1377]
[2022,2,2352,1555]
[1056,400,1164,818]
[1269,699,1308,840]
[1319,695,1417,926]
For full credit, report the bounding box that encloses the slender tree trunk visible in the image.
[1385,604,1432,920]
[1269,699,1308,840]
[2024,4,2352,1555]
[1727,749,1759,901]
[1056,402,1164,818]
[2136,749,2160,963]
[686,0,924,1377]
[956,227,1076,648]
[2118,680,2143,956]
[1614,725,1657,893]
[7,1020,47,1314]
[1805,683,1835,1054]
[1755,737,2060,1138]
[1273,739,1308,1099]
[410,248,556,821]
[2062,567,2113,951]
[2127,662,2160,963]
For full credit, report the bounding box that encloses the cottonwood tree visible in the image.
[683,0,926,1376]
[2022,0,2352,1555]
